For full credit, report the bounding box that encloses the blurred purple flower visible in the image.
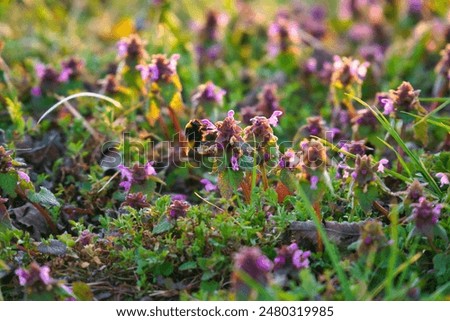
[192,81,226,106]
[274,243,311,271]
[436,173,449,187]
[17,170,30,182]
[15,262,53,287]
[31,86,42,97]
[136,63,159,82]
[267,12,300,56]
[411,197,442,236]
[377,159,389,173]
[310,175,319,190]
[232,247,273,297]
[78,230,94,246]
[268,110,283,127]
[200,178,217,192]
[231,154,239,171]
[381,98,395,115]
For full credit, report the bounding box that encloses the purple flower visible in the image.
[200,118,217,131]
[411,198,442,236]
[78,230,94,246]
[168,200,190,219]
[121,192,151,209]
[15,268,29,286]
[377,159,389,173]
[358,220,387,255]
[215,110,243,148]
[116,34,148,62]
[61,57,84,80]
[352,155,376,187]
[332,56,370,87]
[136,63,159,82]
[231,154,239,171]
[268,110,283,127]
[17,170,30,183]
[274,243,311,271]
[15,262,54,287]
[31,86,42,97]
[310,175,319,190]
[150,54,180,83]
[406,179,424,203]
[35,63,46,79]
[192,81,226,106]
[390,82,421,114]
[381,98,395,115]
[116,39,128,58]
[117,162,157,192]
[232,247,273,297]
[292,250,311,269]
[57,67,72,83]
[267,12,300,56]
[171,194,187,201]
[436,173,449,187]
[200,178,217,192]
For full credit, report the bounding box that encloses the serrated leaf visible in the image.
[0,172,18,197]
[217,169,244,199]
[27,187,60,208]
[354,184,378,213]
[179,261,197,271]
[152,217,173,234]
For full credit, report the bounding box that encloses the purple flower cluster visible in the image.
[77,230,95,246]
[118,162,157,192]
[267,11,300,57]
[15,262,53,287]
[411,198,442,236]
[350,155,388,188]
[136,54,180,84]
[274,243,311,271]
[241,84,283,124]
[195,11,228,65]
[121,192,151,209]
[168,200,190,219]
[331,56,369,88]
[116,34,148,63]
[358,220,387,255]
[200,178,217,192]
[191,81,226,106]
[232,247,273,297]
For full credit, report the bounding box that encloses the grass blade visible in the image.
[349,94,442,196]
[37,92,122,125]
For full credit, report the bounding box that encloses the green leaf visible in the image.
[27,187,60,208]
[413,117,428,146]
[217,169,244,199]
[279,170,297,192]
[179,261,197,271]
[354,184,378,213]
[152,217,174,234]
[0,172,18,197]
